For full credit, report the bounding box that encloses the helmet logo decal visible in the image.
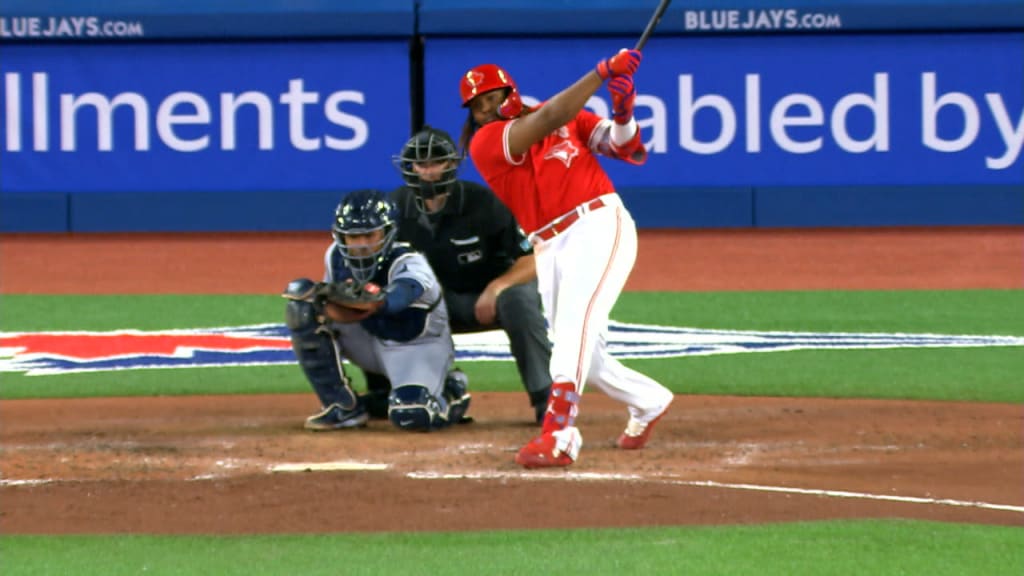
[466,70,485,95]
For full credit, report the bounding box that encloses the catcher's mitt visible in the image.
[319,280,386,323]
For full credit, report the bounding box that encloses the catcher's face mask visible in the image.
[333,190,398,286]
[392,126,462,215]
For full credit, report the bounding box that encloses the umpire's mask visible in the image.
[392,126,462,215]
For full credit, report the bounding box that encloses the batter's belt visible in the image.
[530,197,607,243]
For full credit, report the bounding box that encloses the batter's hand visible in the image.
[608,75,636,124]
[596,49,642,80]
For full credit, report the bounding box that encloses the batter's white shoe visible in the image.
[617,400,672,450]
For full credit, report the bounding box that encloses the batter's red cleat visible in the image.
[515,427,582,469]
[617,402,671,450]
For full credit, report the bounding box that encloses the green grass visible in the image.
[2,291,1022,572]
[2,291,1022,401]
[2,521,1022,576]
[4,290,1023,334]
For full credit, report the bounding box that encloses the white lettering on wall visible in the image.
[280,78,319,151]
[5,73,20,151]
[832,73,889,153]
[771,93,824,154]
[922,72,979,152]
[983,93,1023,170]
[33,72,48,151]
[3,72,370,154]
[678,74,736,154]
[636,94,667,153]
[156,92,210,152]
[324,90,368,151]
[220,92,274,150]
[61,91,150,151]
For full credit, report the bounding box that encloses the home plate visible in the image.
[270,461,389,472]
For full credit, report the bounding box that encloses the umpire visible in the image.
[388,126,552,423]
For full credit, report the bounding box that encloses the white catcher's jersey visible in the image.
[323,242,454,398]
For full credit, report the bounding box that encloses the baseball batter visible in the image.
[459,51,674,467]
[282,189,470,432]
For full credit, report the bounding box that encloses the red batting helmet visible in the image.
[460,64,523,119]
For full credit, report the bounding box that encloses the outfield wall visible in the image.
[1,0,1021,232]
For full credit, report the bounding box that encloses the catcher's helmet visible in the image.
[392,126,462,214]
[332,189,398,286]
[460,63,523,119]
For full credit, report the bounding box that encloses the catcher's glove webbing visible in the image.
[316,280,386,311]
[282,278,387,323]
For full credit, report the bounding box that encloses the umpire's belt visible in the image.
[531,197,606,243]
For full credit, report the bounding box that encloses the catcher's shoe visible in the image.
[515,427,582,469]
[616,400,672,450]
[304,403,369,431]
[444,368,473,425]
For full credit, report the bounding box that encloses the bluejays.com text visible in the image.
[685,9,842,32]
[1,16,144,39]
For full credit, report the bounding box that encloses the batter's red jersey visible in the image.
[468,108,615,234]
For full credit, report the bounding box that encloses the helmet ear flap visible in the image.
[497,88,523,119]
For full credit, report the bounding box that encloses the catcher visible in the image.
[282,189,470,432]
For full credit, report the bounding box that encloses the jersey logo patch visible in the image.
[457,250,483,264]
[545,140,579,168]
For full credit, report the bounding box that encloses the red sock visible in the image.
[540,381,580,434]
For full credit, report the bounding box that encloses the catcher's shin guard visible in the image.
[286,300,359,410]
[387,384,446,431]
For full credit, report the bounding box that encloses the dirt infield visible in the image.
[1,227,1022,533]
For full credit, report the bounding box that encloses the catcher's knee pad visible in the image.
[285,299,319,332]
[388,385,445,431]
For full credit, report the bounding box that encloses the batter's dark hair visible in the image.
[459,96,537,156]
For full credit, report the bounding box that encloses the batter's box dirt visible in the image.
[1,392,1021,533]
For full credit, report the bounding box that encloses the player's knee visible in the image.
[495,284,542,326]
[285,299,319,332]
[388,385,444,431]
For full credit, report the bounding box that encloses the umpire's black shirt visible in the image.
[390,180,532,294]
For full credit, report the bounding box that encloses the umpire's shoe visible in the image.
[304,403,369,431]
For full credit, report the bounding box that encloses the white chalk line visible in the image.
[270,461,389,472]
[404,470,1024,514]
[5,458,1020,515]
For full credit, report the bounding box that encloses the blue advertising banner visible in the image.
[2,0,1021,40]
[425,34,1024,188]
[421,0,1024,35]
[1,42,411,193]
[0,0,414,40]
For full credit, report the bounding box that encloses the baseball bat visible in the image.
[634,0,673,51]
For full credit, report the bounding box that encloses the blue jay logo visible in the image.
[2,322,1021,375]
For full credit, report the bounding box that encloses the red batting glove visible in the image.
[608,75,636,124]
[596,49,642,80]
